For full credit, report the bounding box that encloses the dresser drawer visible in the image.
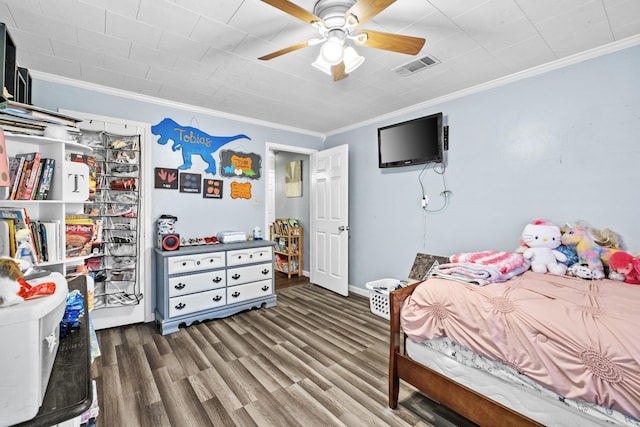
[227,279,273,304]
[169,288,226,317]
[227,246,273,267]
[227,262,273,285]
[167,252,225,274]
[168,271,225,297]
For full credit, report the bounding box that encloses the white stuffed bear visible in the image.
[521,221,568,275]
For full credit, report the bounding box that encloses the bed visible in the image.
[389,268,640,427]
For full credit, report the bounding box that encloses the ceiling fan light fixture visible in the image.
[312,54,333,75]
[345,13,359,28]
[353,32,368,46]
[343,46,364,73]
[320,36,344,65]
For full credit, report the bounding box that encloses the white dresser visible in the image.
[154,241,276,335]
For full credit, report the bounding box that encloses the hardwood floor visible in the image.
[91,280,465,427]
[274,271,309,290]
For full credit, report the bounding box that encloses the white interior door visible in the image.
[310,144,349,296]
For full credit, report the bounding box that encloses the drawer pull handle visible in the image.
[196,261,201,265]
[175,302,186,310]
[250,254,253,258]
[182,262,187,266]
[212,277,222,283]
[261,269,269,275]
[174,283,186,290]
[231,291,240,298]
[232,273,241,280]
[261,285,269,292]
[209,259,215,263]
[212,295,222,302]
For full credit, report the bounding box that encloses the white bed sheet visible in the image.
[405,338,640,427]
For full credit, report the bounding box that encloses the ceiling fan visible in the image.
[258,0,426,81]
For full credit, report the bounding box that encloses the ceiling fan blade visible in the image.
[345,0,396,28]
[261,0,325,25]
[354,29,425,55]
[332,62,348,81]
[258,41,311,60]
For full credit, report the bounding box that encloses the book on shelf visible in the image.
[21,151,42,200]
[8,155,25,200]
[271,218,301,237]
[35,158,55,200]
[7,153,55,201]
[13,152,38,200]
[0,218,16,257]
[0,207,38,263]
[30,220,60,263]
[65,215,95,258]
[2,100,81,129]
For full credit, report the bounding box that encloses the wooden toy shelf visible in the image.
[270,222,302,278]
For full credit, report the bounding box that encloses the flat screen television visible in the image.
[378,112,443,168]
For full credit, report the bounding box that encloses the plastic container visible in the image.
[0,272,68,426]
[365,278,404,320]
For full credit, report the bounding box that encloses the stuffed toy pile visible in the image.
[519,219,640,284]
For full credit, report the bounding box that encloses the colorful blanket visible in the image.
[433,251,530,285]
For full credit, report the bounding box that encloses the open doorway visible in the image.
[265,143,317,288]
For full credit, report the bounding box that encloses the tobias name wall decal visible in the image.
[151,118,251,175]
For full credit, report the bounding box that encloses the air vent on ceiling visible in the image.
[393,54,440,76]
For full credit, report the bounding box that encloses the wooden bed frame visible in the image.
[388,282,543,427]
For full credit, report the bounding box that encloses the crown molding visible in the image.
[29,70,325,140]
[29,34,640,140]
[326,34,640,137]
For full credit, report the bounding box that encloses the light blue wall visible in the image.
[326,45,640,288]
[31,44,640,292]
[31,82,324,239]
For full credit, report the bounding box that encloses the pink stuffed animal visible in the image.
[608,251,640,284]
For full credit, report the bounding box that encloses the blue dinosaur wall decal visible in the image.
[151,118,250,175]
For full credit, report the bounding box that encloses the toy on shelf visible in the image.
[179,236,219,246]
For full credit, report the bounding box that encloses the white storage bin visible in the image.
[365,278,404,320]
[0,272,68,426]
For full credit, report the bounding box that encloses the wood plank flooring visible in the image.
[92,279,461,427]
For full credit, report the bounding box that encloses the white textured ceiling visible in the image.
[1,0,640,134]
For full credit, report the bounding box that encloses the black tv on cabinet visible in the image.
[378,112,443,168]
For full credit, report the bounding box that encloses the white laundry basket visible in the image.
[365,278,404,320]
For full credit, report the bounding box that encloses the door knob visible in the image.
[338,225,350,231]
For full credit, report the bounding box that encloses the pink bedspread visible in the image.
[401,271,640,420]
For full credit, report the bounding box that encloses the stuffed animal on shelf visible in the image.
[521,220,568,275]
[560,224,620,280]
[0,258,26,307]
[608,251,640,284]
